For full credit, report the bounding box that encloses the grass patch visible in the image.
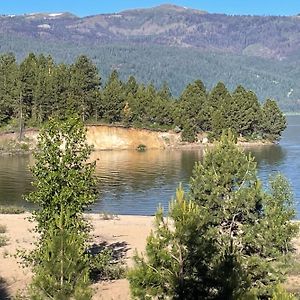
[0,206,26,214]
[0,235,7,247]
[97,212,119,220]
[0,225,6,234]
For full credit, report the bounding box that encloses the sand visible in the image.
[0,213,153,299]
[0,213,299,299]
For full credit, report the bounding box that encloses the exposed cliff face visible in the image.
[86,125,178,150]
[0,125,181,151]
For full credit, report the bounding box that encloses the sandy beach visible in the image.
[0,213,299,299]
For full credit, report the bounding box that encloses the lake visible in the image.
[0,115,299,216]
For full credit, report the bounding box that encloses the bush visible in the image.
[272,285,297,300]
[0,224,6,234]
[136,144,146,151]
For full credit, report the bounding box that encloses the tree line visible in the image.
[0,52,286,142]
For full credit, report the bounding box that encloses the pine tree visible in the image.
[189,132,297,298]
[50,63,71,119]
[19,53,38,122]
[176,80,207,141]
[100,70,125,123]
[261,99,286,141]
[207,81,232,135]
[231,86,262,137]
[26,116,97,299]
[31,54,55,125]
[69,55,101,121]
[0,53,19,125]
[129,132,298,299]
[128,186,214,299]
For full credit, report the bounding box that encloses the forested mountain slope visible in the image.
[1,4,300,110]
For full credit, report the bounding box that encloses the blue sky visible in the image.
[1,1,300,17]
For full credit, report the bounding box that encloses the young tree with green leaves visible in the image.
[26,116,97,299]
[129,132,298,299]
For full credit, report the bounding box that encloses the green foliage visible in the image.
[0,206,25,214]
[136,144,147,152]
[90,249,126,281]
[271,285,297,300]
[68,55,101,121]
[100,70,125,123]
[0,224,6,234]
[261,99,287,141]
[26,116,98,299]
[129,132,298,299]
[0,52,286,143]
[128,186,211,299]
[181,123,197,142]
[0,224,7,247]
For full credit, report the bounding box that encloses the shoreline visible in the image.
[0,213,299,298]
[0,126,275,155]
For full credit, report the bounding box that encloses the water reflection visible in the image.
[90,149,204,214]
[0,116,299,216]
[245,145,286,167]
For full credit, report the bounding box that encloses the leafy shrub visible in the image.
[137,144,146,151]
[0,225,6,233]
[272,285,297,300]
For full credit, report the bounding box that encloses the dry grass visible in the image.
[0,206,26,214]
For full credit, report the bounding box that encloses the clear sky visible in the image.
[1,0,300,17]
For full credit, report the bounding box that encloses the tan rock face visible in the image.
[0,125,183,152]
[86,125,168,150]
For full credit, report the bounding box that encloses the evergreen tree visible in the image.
[26,116,97,299]
[128,186,214,299]
[31,54,55,125]
[69,55,101,121]
[261,99,286,141]
[125,75,139,96]
[231,86,262,137]
[207,81,231,134]
[0,53,19,125]
[50,63,71,119]
[100,70,125,123]
[176,80,207,141]
[129,132,298,299]
[189,132,297,298]
[19,53,38,122]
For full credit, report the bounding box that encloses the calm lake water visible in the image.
[0,115,299,216]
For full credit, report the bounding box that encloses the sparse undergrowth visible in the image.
[98,212,119,221]
[0,206,26,214]
[0,224,6,234]
[0,138,32,155]
[0,224,7,247]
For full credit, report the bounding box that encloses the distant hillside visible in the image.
[1,4,300,110]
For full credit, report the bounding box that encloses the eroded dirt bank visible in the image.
[0,125,184,151]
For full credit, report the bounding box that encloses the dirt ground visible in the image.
[0,213,299,299]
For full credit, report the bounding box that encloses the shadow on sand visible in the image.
[0,277,10,300]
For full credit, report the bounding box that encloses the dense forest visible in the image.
[1,6,300,110]
[0,53,286,142]
[1,38,300,112]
